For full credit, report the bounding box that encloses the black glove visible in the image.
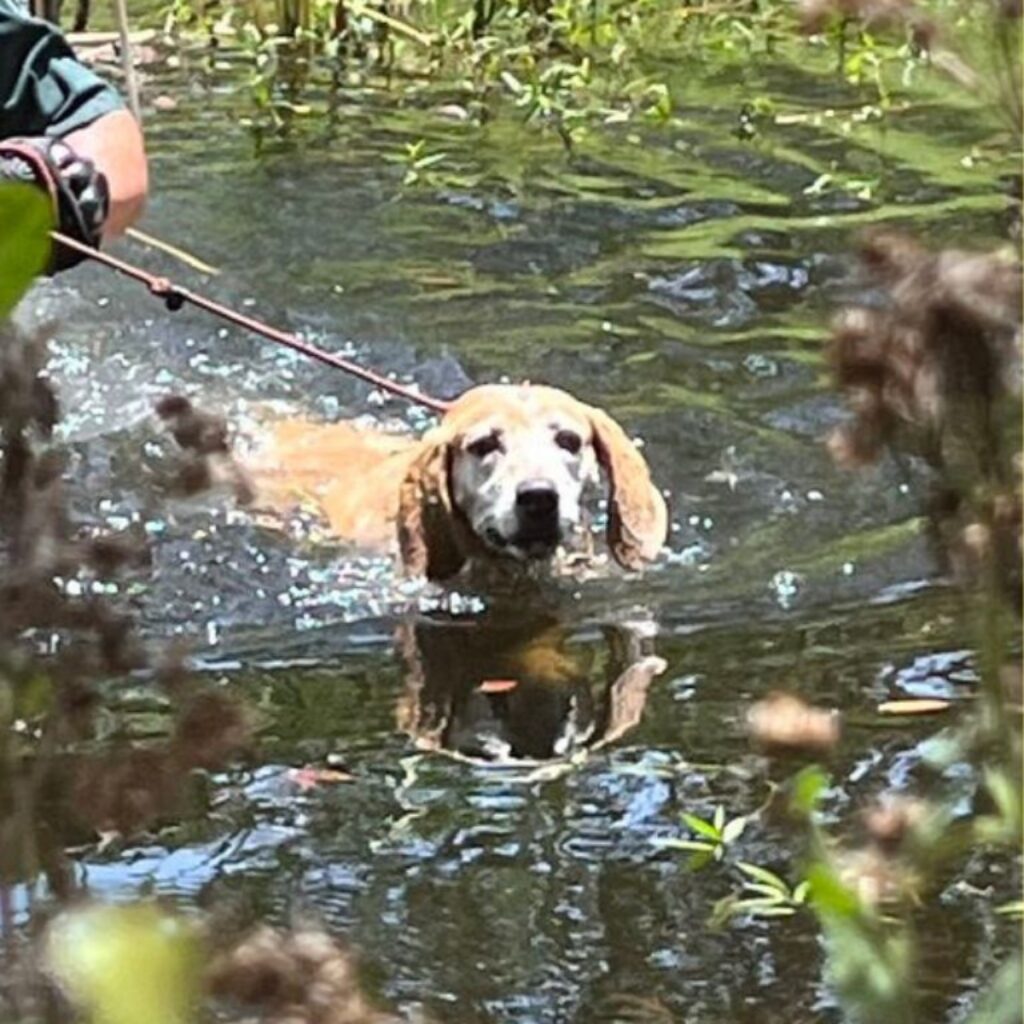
[0,136,109,273]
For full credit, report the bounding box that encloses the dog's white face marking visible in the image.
[449,402,599,561]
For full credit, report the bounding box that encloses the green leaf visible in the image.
[746,905,798,917]
[686,849,717,872]
[791,766,830,817]
[803,172,833,196]
[994,900,1024,918]
[737,861,790,893]
[650,837,715,853]
[984,768,1020,829]
[413,151,448,169]
[741,882,790,900]
[708,894,740,929]
[0,183,51,317]
[500,70,524,94]
[721,815,747,845]
[681,812,722,842]
[807,863,861,919]
[730,897,784,912]
[713,805,726,832]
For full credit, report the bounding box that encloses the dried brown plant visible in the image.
[206,925,402,1024]
[156,393,255,503]
[826,230,1022,602]
[1,319,398,1024]
[797,0,937,49]
[747,691,842,755]
[0,321,255,1014]
[798,0,1022,143]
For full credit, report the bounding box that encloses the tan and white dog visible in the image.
[253,383,668,581]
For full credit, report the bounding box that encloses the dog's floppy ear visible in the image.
[397,429,467,581]
[586,406,668,570]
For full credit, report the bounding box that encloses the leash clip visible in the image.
[149,276,184,311]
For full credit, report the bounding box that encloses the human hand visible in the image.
[0,136,110,272]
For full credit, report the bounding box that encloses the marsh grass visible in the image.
[146,0,1020,152]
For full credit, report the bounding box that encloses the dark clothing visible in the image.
[0,0,123,139]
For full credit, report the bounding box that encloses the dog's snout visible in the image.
[515,479,559,517]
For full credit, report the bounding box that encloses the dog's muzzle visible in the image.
[511,478,562,557]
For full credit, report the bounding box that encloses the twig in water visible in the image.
[125,227,221,276]
[111,0,143,123]
[348,3,434,46]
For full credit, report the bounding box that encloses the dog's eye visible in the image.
[466,432,502,459]
[554,429,582,455]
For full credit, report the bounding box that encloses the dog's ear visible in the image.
[397,430,467,581]
[586,406,668,570]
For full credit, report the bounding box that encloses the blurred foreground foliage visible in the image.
[660,228,1021,1021]
[802,227,1021,1024]
[0,191,394,1023]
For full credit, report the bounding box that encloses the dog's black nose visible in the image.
[516,479,559,517]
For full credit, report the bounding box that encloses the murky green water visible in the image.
[9,34,1020,1023]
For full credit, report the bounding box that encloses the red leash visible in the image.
[51,231,452,416]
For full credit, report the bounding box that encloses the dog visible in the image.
[252,383,668,582]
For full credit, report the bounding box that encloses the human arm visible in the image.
[0,0,148,260]
[64,110,147,236]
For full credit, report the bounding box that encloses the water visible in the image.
[7,36,1020,1023]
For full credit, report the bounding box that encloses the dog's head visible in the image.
[397,384,668,580]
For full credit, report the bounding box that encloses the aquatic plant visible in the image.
[151,0,1020,151]
[709,861,811,927]
[653,804,749,866]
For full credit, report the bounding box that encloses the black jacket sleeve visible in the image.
[0,0,124,139]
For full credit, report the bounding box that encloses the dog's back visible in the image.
[252,419,417,549]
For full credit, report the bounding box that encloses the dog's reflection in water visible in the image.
[395,612,666,763]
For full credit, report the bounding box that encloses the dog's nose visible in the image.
[516,479,559,517]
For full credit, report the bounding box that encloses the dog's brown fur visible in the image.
[252,383,668,581]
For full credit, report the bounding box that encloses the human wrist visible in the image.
[0,136,109,272]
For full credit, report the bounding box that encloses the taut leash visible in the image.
[51,231,452,416]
